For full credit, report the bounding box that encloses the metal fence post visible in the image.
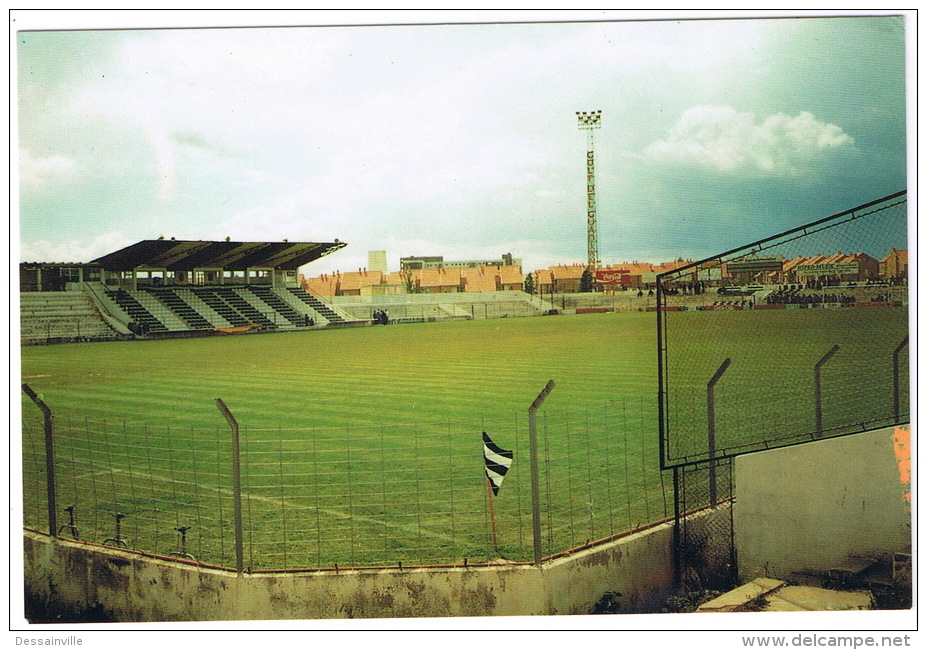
[528,380,556,567]
[22,383,57,538]
[215,398,245,575]
[672,466,681,587]
[814,345,840,436]
[893,336,909,423]
[706,358,731,507]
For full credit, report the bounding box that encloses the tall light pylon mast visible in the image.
[576,110,602,270]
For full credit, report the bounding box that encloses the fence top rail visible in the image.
[655,190,907,282]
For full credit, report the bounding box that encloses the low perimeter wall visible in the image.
[735,425,911,582]
[23,521,675,622]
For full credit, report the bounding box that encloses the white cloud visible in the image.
[20,231,133,263]
[17,18,903,274]
[19,148,76,193]
[642,106,854,175]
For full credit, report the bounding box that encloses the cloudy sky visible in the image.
[15,10,910,276]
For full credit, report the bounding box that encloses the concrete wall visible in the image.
[544,522,676,614]
[23,521,675,622]
[734,426,911,582]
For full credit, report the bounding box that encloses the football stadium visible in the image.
[20,192,911,620]
[17,14,912,626]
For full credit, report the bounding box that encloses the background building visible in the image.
[880,248,908,281]
[367,251,388,273]
[400,253,521,270]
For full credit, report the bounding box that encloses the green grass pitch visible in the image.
[20,312,656,428]
[21,313,660,568]
[662,306,909,463]
[20,307,907,569]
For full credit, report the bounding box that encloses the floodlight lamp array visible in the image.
[576,110,602,129]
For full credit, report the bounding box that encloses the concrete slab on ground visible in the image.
[698,578,873,613]
[763,586,872,612]
[697,578,785,612]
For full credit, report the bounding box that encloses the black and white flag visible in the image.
[483,431,513,496]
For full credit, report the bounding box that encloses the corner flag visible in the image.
[483,432,513,496]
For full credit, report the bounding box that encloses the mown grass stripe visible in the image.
[23,309,901,567]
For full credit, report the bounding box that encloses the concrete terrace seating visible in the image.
[286,287,345,323]
[21,292,122,344]
[211,287,276,328]
[143,287,213,330]
[98,286,348,334]
[248,286,305,327]
[23,285,413,344]
[330,291,549,323]
[190,288,251,327]
[104,288,169,333]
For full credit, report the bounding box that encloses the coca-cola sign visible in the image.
[595,269,631,285]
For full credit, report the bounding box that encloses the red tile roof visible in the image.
[420,268,462,288]
[338,270,383,292]
[462,268,498,292]
[497,265,524,286]
[303,275,338,297]
[882,249,908,264]
[550,265,586,280]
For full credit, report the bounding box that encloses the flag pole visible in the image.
[482,431,513,555]
[486,478,500,552]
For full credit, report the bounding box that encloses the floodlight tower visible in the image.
[576,110,602,270]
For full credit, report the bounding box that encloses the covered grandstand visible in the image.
[20,239,358,345]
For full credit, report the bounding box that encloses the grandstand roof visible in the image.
[92,239,346,272]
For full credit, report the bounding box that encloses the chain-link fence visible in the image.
[656,191,909,593]
[658,191,909,468]
[674,459,736,592]
[22,393,669,571]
